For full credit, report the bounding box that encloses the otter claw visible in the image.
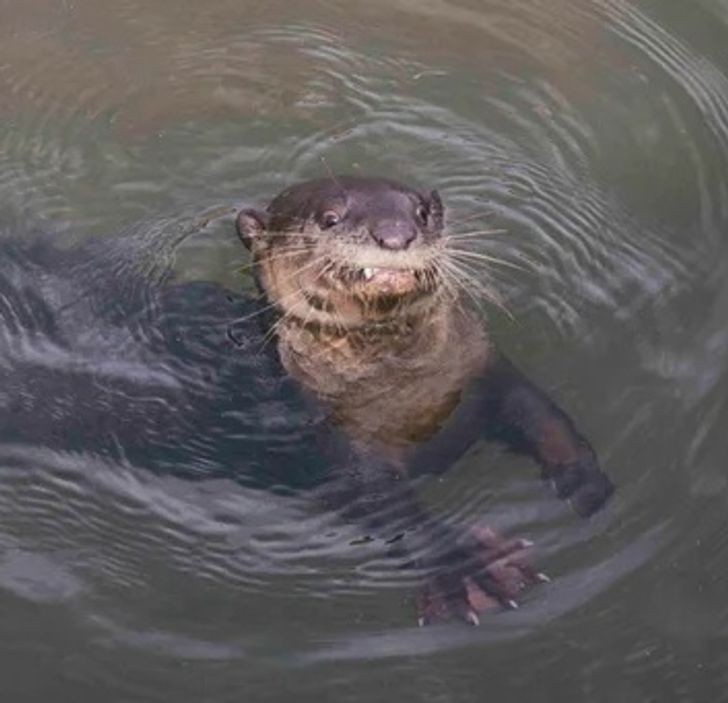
[465,611,480,626]
[416,526,544,625]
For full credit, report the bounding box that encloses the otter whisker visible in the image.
[442,229,506,240]
[255,254,337,353]
[255,248,312,260]
[445,247,530,273]
[444,210,497,228]
[283,252,333,287]
[232,254,330,326]
[235,247,314,274]
[260,310,295,353]
[270,250,329,278]
[442,255,503,303]
[436,258,491,319]
[262,232,317,240]
[258,312,286,352]
[290,283,360,365]
[464,272,513,321]
[437,256,514,321]
[425,257,455,299]
[320,156,347,203]
[259,297,298,351]
[434,271,462,314]
[432,257,469,305]
[231,288,301,327]
[264,259,337,353]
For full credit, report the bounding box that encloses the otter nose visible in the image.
[370,222,417,250]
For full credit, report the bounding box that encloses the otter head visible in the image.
[236,175,446,329]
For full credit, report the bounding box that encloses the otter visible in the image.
[0,176,613,628]
[236,175,614,624]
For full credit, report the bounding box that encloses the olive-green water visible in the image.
[1,1,727,701]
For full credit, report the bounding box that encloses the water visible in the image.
[1,1,727,700]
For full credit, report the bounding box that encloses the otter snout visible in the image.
[369,221,418,251]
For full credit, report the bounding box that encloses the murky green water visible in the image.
[1,1,727,700]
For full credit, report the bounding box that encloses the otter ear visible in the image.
[428,189,444,227]
[236,208,269,250]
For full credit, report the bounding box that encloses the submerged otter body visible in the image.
[237,175,614,623]
[0,175,613,626]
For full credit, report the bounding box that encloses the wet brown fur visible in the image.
[237,175,489,451]
[236,175,614,623]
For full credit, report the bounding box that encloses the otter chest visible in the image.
[279,330,488,448]
[333,369,466,446]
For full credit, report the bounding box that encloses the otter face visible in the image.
[237,176,446,328]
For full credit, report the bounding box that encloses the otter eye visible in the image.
[321,211,341,229]
[416,204,429,226]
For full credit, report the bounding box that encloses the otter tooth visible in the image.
[363,268,374,280]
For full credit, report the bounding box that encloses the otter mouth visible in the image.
[333,263,436,297]
[314,242,440,298]
[259,239,443,328]
[361,267,407,282]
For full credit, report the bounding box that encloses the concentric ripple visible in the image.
[1,0,727,698]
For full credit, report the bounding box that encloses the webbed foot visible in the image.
[416,525,546,626]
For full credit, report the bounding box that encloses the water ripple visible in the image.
[0,0,726,685]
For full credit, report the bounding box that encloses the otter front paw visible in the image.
[415,526,547,626]
[547,456,614,517]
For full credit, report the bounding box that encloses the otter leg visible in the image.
[316,440,544,625]
[480,356,614,517]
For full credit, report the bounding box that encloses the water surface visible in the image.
[1,1,727,700]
